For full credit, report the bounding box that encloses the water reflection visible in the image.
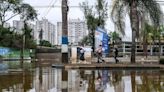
[0,68,163,92]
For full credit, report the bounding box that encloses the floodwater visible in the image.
[0,67,164,92]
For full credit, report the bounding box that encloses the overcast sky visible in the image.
[9,0,164,41]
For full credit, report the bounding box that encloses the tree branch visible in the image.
[4,13,19,23]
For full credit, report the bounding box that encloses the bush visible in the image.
[159,58,164,64]
[0,55,3,59]
[40,40,52,47]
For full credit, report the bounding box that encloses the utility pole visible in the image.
[61,0,68,63]
[61,1,68,92]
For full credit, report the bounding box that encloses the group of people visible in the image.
[79,44,119,63]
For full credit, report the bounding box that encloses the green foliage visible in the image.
[80,0,108,50]
[40,40,52,47]
[17,3,37,21]
[109,31,120,42]
[111,0,163,34]
[22,22,37,49]
[80,0,108,30]
[0,26,20,48]
[0,55,3,59]
[111,0,163,63]
[141,23,164,44]
[80,35,92,45]
[0,0,37,26]
[0,26,36,49]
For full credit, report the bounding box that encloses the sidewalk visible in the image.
[52,56,164,69]
[91,56,159,64]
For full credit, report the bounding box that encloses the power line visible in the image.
[43,0,54,16]
[44,0,58,17]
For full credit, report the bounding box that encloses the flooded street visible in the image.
[0,67,164,92]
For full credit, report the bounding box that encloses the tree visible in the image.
[0,0,37,26]
[40,40,52,47]
[111,0,163,63]
[141,23,153,58]
[22,22,36,49]
[80,0,108,52]
[0,25,36,48]
[109,31,120,47]
[142,24,164,58]
[80,35,92,45]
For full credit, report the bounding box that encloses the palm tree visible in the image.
[141,23,154,58]
[111,0,163,63]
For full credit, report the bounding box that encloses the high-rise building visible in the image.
[57,19,88,45]
[36,19,56,45]
[13,20,25,32]
[13,19,56,45]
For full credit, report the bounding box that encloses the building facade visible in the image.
[13,19,56,45]
[35,19,56,45]
[57,19,88,45]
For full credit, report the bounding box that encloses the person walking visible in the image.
[96,45,105,63]
[114,46,119,63]
[79,45,85,61]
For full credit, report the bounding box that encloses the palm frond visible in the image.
[111,0,126,35]
[142,0,163,26]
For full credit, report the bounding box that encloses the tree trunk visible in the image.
[20,35,25,67]
[152,39,155,56]
[130,0,138,63]
[131,71,136,92]
[92,30,95,52]
[87,71,95,92]
[143,31,148,58]
[158,35,161,58]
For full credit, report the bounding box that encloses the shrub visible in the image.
[159,58,164,64]
[0,55,3,59]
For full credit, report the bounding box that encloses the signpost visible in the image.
[95,27,109,57]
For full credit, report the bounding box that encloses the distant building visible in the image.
[13,20,24,32]
[13,20,36,35]
[13,19,56,45]
[57,19,88,45]
[36,19,56,45]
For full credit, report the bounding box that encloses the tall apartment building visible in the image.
[57,19,88,45]
[13,19,56,45]
[13,20,24,32]
[36,19,56,45]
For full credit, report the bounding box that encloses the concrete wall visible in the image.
[36,53,62,65]
[70,46,92,63]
